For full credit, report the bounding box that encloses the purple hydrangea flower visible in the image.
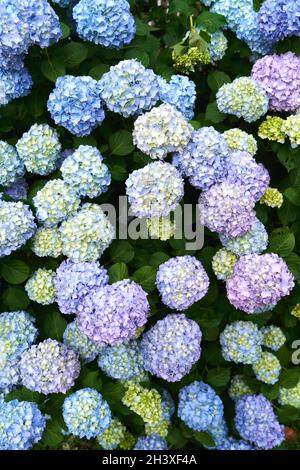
[77,280,150,345]
[55,260,108,315]
[156,256,209,311]
[226,253,295,314]
[199,181,256,237]
[141,314,202,382]
[134,435,168,450]
[258,0,300,43]
[251,52,300,112]
[235,394,285,449]
[220,218,268,256]
[5,178,28,200]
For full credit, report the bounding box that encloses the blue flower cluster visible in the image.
[47,75,105,136]
[134,435,168,450]
[63,388,111,439]
[5,177,28,200]
[0,67,32,107]
[219,218,268,256]
[98,340,146,382]
[156,256,209,310]
[141,314,202,382]
[99,60,160,118]
[63,321,103,363]
[158,74,196,120]
[0,141,24,187]
[73,0,136,49]
[220,321,263,364]
[173,126,230,190]
[0,399,46,450]
[258,0,300,43]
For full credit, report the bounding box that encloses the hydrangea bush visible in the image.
[0,0,300,452]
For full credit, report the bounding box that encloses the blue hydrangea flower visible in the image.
[25,268,56,305]
[258,0,300,43]
[63,388,111,439]
[134,435,168,450]
[126,162,184,218]
[261,326,286,351]
[47,75,105,136]
[97,418,126,450]
[5,177,28,200]
[32,227,63,258]
[16,124,61,175]
[19,339,80,394]
[63,321,103,363]
[208,30,228,62]
[61,145,111,198]
[212,248,237,281]
[158,74,196,120]
[216,77,269,123]
[55,259,108,314]
[235,394,285,449]
[178,381,224,432]
[77,279,149,346]
[216,437,255,450]
[156,256,209,310]
[133,104,193,159]
[52,0,71,6]
[59,203,115,262]
[0,4,30,67]
[223,128,257,157]
[173,126,230,190]
[0,200,36,257]
[99,60,160,118]
[98,340,146,382]
[220,321,263,365]
[0,399,46,450]
[141,314,202,382]
[33,179,80,227]
[0,66,32,106]
[220,218,268,256]
[0,141,24,187]
[73,0,136,48]
[252,351,281,385]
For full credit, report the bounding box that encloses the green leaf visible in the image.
[133,265,156,292]
[205,102,226,123]
[284,187,300,207]
[40,59,65,82]
[2,286,29,310]
[59,22,70,40]
[110,164,128,181]
[169,0,195,15]
[207,367,231,387]
[56,42,88,68]
[125,49,150,67]
[79,370,102,392]
[207,71,231,93]
[135,18,149,36]
[269,228,295,257]
[110,241,135,264]
[108,262,129,283]
[5,387,44,404]
[41,419,65,448]
[195,11,226,33]
[40,310,67,341]
[73,136,97,148]
[194,431,216,448]
[284,253,300,278]
[279,368,300,389]
[101,382,125,403]
[277,406,300,424]
[0,259,31,284]
[109,130,134,156]
[149,252,170,268]
[89,64,110,80]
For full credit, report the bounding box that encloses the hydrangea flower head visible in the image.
[258,116,286,143]
[77,279,149,345]
[126,162,184,218]
[158,74,196,120]
[173,126,230,190]
[220,218,268,256]
[5,177,28,200]
[216,77,269,123]
[0,66,32,107]
[235,394,284,449]
[212,248,237,281]
[63,388,111,439]
[19,339,80,394]
[251,53,300,113]
[178,381,224,432]
[208,30,228,62]
[223,128,257,157]
[97,418,126,450]
[33,179,80,227]
[199,181,256,237]
[282,114,300,148]
[0,400,46,450]
[63,320,103,363]
[134,435,168,450]
[32,227,63,258]
[279,380,300,409]
[252,351,281,384]
[25,268,56,305]
[220,321,263,364]
[0,141,24,186]
[73,0,136,49]
[216,437,255,450]
[61,145,111,198]
[229,375,254,402]
[260,187,283,208]
[156,256,209,310]
[258,0,300,43]
[291,304,300,319]
[99,60,160,118]
[0,200,36,257]
[261,326,286,351]
[47,75,105,136]
[59,203,115,262]
[16,124,61,175]
[141,314,202,382]
[122,382,163,425]
[55,259,108,314]
[133,104,193,159]
[226,253,294,314]
[146,216,176,241]
[98,340,146,382]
